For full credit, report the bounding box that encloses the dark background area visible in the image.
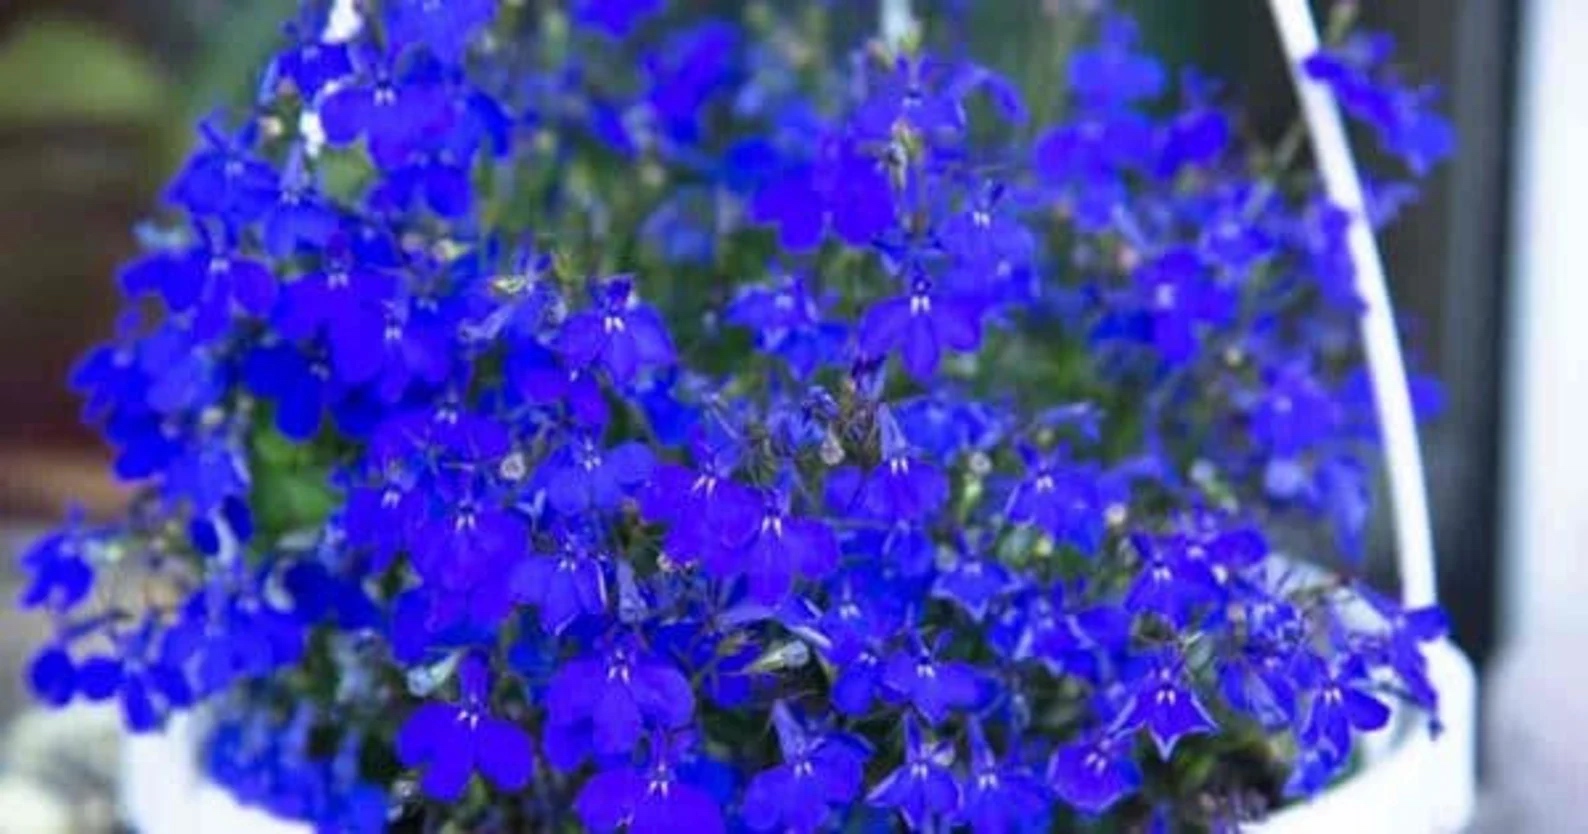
[0,0,1521,664]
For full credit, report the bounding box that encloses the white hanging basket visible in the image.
[120,1,1477,832]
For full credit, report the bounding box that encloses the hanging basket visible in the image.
[117,1,1477,832]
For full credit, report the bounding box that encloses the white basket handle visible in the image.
[1267,0,1440,610]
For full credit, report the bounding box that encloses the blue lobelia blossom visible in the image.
[275,236,400,386]
[396,652,535,800]
[859,266,984,379]
[575,735,726,834]
[1048,731,1141,816]
[543,634,694,769]
[573,0,666,39]
[385,0,497,65]
[881,637,989,725]
[864,407,951,522]
[741,702,872,833]
[1299,654,1392,758]
[1129,246,1237,365]
[957,720,1050,834]
[511,534,609,635]
[868,716,962,829]
[1304,33,1455,174]
[165,120,278,224]
[317,56,454,170]
[932,551,1018,622]
[557,276,677,386]
[699,486,840,606]
[1006,450,1120,556]
[1123,531,1223,628]
[540,433,656,516]
[16,513,97,613]
[726,273,848,379]
[1118,650,1219,758]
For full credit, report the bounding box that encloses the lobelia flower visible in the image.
[1303,33,1455,174]
[740,702,872,833]
[1048,731,1142,815]
[575,734,726,834]
[1005,450,1119,555]
[881,636,989,725]
[864,407,951,522]
[385,0,497,64]
[868,716,962,829]
[165,120,278,224]
[510,534,609,635]
[700,486,840,606]
[726,273,849,379]
[1118,650,1219,758]
[274,236,400,386]
[957,720,1051,834]
[543,634,695,769]
[316,55,454,169]
[1123,531,1224,628]
[859,266,984,379]
[540,433,656,516]
[573,0,666,39]
[556,276,678,386]
[396,652,535,801]
[17,513,96,613]
[1130,246,1236,365]
[932,552,1017,622]
[1300,654,1392,758]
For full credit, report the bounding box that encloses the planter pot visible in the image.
[121,640,1475,834]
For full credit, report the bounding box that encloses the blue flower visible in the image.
[271,31,352,97]
[1118,651,1218,758]
[511,536,608,635]
[1300,655,1392,758]
[867,716,960,829]
[573,0,665,39]
[932,555,1016,622]
[18,515,96,613]
[557,276,677,386]
[881,639,987,725]
[74,623,196,732]
[386,0,497,64]
[740,702,871,833]
[543,635,694,769]
[396,653,535,800]
[541,434,655,516]
[860,269,983,379]
[1047,731,1140,815]
[726,274,848,379]
[1129,247,1236,365]
[165,120,277,223]
[1068,16,1165,112]
[863,407,950,521]
[317,59,454,169]
[275,239,400,385]
[1304,33,1455,174]
[700,488,840,605]
[1123,532,1222,627]
[574,736,726,834]
[957,721,1050,834]
[1006,453,1119,555]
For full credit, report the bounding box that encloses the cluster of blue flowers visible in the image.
[20,1,1455,831]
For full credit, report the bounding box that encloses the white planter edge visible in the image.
[122,639,1474,834]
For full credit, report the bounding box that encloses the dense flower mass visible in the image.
[22,1,1453,831]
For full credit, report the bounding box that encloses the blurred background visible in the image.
[0,0,1564,831]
